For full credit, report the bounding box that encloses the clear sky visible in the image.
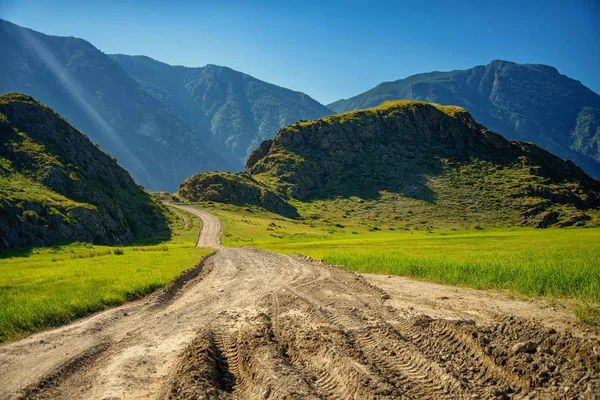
[2,0,599,104]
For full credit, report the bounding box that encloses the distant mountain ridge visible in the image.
[110,55,333,164]
[328,60,600,179]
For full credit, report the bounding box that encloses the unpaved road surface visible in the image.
[1,207,599,399]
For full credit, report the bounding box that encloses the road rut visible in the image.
[1,207,599,399]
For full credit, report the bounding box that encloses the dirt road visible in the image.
[1,207,598,399]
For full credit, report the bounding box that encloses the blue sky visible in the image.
[2,0,599,104]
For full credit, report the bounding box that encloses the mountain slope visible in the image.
[239,101,600,227]
[0,19,231,191]
[0,93,169,248]
[110,54,334,165]
[328,60,600,179]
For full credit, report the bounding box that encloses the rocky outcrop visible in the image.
[245,100,600,227]
[248,101,516,199]
[246,139,273,170]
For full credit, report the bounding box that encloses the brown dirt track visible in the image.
[0,205,598,399]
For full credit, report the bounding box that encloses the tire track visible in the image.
[276,288,464,399]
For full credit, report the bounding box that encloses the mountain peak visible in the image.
[488,59,515,67]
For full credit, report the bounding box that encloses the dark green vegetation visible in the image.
[240,100,600,228]
[179,171,298,217]
[0,93,169,247]
[0,19,333,190]
[111,55,334,165]
[328,60,600,179]
[0,206,211,343]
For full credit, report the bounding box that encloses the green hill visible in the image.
[179,171,298,217]
[190,100,600,229]
[0,94,169,248]
[328,60,600,180]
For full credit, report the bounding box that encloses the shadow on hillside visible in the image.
[125,198,174,245]
[0,245,38,259]
[301,155,442,203]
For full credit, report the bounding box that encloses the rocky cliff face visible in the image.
[246,100,600,227]
[328,60,600,179]
[0,94,169,248]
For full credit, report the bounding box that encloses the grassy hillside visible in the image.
[0,93,170,248]
[328,60,600,179]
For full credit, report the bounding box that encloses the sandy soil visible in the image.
[1,207,598,399]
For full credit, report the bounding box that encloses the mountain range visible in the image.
[2,19,600,188]
[329,60,600,179]
[110,55,333,165]
[0,19,332,191]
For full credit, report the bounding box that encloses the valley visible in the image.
[1,10,600,399]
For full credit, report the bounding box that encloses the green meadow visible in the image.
[200,202,600,309]
[0,206,211,343]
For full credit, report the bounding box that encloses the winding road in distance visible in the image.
[1,206,598,399]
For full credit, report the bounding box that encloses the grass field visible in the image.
[197,202,600,311]
[261,229,600,301]
[0,206,210,343]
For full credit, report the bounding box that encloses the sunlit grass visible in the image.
[0,206,210,343]
[260,229,600,302]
